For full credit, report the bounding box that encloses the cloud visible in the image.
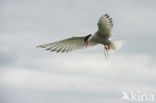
[1,53,156,91]
[1,0,156,103]
[0,53,156,103]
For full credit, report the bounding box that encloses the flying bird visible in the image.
[37,14,125,60]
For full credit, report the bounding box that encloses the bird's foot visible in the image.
[84,41,88,48]
[104,45,110,51]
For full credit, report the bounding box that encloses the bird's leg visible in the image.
[84,41,88,48]
[104,45,110,61]
[104,45,110,51]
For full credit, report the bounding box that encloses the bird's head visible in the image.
[84,34,92,42]
[84,34,92,48]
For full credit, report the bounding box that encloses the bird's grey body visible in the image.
[89,32,110,45]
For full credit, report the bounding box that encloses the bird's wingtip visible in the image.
[36,45,44,48]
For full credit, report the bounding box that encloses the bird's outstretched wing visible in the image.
[37,37,96,53]
[97,14,113,38]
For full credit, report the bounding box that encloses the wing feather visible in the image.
[97,14,113,38]
[56,43,66,53]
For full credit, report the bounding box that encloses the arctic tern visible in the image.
[37,14,125,60]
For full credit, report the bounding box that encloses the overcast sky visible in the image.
[0,0,156,103]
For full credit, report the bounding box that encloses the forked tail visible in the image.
[104,39,126,61]
[109,39,126,50]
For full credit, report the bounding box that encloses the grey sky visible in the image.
[0,0,156,103]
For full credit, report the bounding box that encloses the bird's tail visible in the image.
[109,39,126,51]
[104,39,126,61]
[104,39,127,61]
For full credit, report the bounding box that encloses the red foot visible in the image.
[84,41,88,48]
[105,45,110,50]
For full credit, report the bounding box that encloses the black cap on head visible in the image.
[84,34,92,42]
